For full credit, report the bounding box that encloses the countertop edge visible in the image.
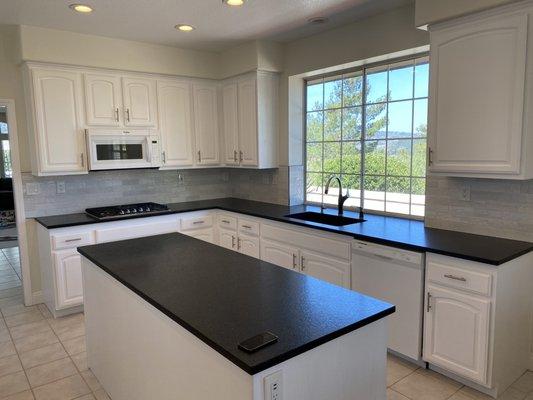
[78,244,395,375]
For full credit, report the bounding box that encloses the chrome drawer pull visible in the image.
[444,274,467,282]
[65,238,82,243]
[192,221,204,225]
[221,220,230,224]
[242,225,252,229]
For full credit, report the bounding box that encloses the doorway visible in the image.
[0,100,31,306]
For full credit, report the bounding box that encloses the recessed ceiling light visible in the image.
[223,0,245,6]
[69,4,93,13]
[308,16,329,25]
[175,24,195,32]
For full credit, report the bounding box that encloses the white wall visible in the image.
[414,0,521,27]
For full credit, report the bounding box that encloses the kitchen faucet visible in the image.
[324,175,364,219]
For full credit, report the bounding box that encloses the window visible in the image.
[305,56,429,217]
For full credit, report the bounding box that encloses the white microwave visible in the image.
[85,129,161,171]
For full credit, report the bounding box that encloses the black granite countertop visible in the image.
[78,233,395,375]
[37,197,533,265]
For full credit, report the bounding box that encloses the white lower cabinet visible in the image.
[187,228,214,244]
[300,250,351,289]
[217,214,260,258]
[260,239,299,271]
[53,249,84,309]
[424,284,490,383]
[218,228,236,250]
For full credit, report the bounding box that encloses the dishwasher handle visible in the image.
[352,241,423,265]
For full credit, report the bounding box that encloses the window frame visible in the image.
[303,52,429,221]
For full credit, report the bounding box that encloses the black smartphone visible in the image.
[238,332,279,353]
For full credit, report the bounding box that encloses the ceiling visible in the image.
[0,0,412,52]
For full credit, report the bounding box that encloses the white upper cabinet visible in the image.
[28,66,87,175]
[222,84,239,165]
[428,9,532,178]
[84,73,122,126]
[122,77,158,127]
[221,72,278,169]
[193,83,220,165]
[157,80,194,167]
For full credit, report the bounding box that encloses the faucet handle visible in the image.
[342,188,350,200]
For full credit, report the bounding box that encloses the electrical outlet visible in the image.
[56,181,66,194]
[264,370,283,400]
[25,182,40,196]
[460,186,471,201]
[177,173,184,185]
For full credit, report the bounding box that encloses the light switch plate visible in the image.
[26,182,40,196]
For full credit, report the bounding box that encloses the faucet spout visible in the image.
[325,175,349,216]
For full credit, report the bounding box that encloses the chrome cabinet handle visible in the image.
[80,153,85,168]
[300,256,305,271]
[125,108,130,122]
[239,150,243,163]
[65,238,82,243]
[197,150,201,163]
[292,253,297,269]
[444,274,467,282]
[237,237,241,250]
[373,253,395,262]
[162,151,166,164]
[232,235,236,248]
[114,107,120,122]
[426,292,432,312]
[192,220,204,225]
[242,225,252,229]
[221,220,230,224]
[233,150,238,162]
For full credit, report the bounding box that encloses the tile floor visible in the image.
[1,257,532,400]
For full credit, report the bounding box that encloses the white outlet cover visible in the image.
[25,182,40,196]
[264,370,283,400]
[56,181,66,194]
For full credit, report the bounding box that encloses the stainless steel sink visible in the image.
[285,212,365,226]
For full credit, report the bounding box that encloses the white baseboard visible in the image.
[31,290,44,305]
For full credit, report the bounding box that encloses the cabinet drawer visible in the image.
[427,260,492,296]
[181,215,213,231]
[52,231,94,250]
[218,214,237,230]
[96,220,177,243]
[238,219,259,236]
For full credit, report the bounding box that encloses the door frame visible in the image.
[0,99,33,306]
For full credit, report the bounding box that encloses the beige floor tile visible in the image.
[388,388,410,399]
[1,305,37,319]
[0,371,30,398]
[5,310,43,328]
[0,275,20,284]
[0,340,16,358]
[1,390,35,400]
[13,330,58,353]
[70,352,87,372]
[0,296,23,309]
[498,387,527,400]
[36,305,52,320]
[74,395,95,400]
[0,288,22,299]
[92,389,110,400]
[32,374,90,400]
[80,370,101,392]
[61,336,85,356]
[51,321,85,343]
[19,343,68,370]
[511,372,533,395]
[26,357,78,388]
[9,321,51,340]
[0,318,6,331]
[387,354,418,387]
[448,386,493,399]
[47,314,84,332]
[0,354,22,377]
[0,328,11,344]
[0,282,21,291]
[391,368,462,400]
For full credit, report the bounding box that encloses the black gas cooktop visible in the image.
[85,202,169,220]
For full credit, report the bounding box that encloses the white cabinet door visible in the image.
[157,80,194,167]
[219,228,236,251]
[122,77,157,127]
[238,78,258,166]
[428,13,527,175]
[423,284,490,384]
[31,68,87,174]
[84,73,122,126]
[260,239,299,271]
[222,83,239,165]
[193,83,220,165]
[300,250,350,288]
[238,235,259,259]
[53,249,83,309]
[186,228,214,244]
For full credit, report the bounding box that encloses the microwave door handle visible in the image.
[145,137,152,163]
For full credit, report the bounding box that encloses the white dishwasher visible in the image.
[351,240,424,362]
